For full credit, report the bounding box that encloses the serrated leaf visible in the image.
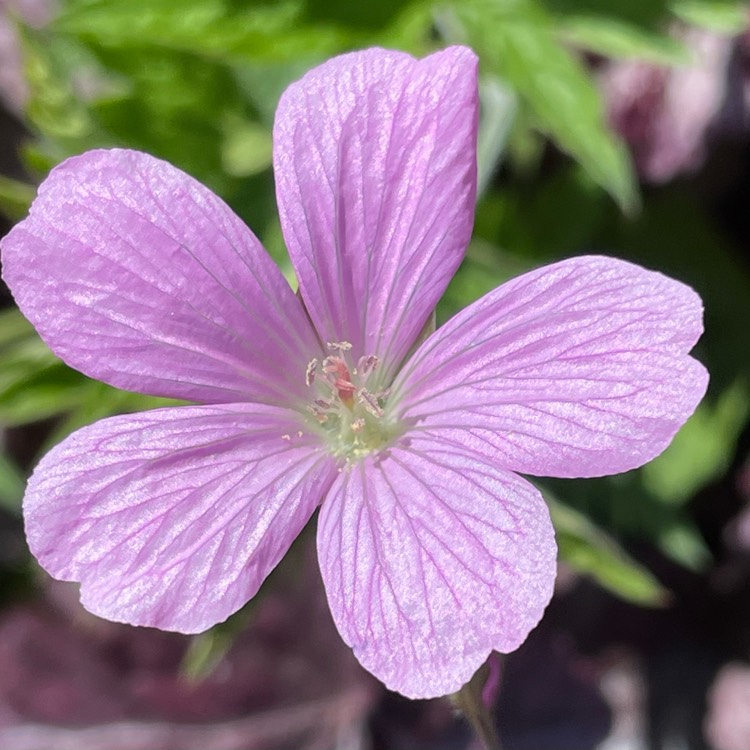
[451,0,639,212]
[547,494,669,606]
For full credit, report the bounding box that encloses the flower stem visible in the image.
[452,658,503,750]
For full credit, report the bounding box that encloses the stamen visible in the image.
[327,341,352,352]
[304,340,399,461]
[357,389,384,418]
[305,359,318,387]
[358,355,379,375]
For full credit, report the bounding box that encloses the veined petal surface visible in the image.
[1,149,320,405]
[393,256,709,478]
[274,46,477,374]
[317,437,556,698]
[25,405,336,633]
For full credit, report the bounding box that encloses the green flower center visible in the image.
[305,342,402,462]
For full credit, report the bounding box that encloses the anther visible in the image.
[305,359,318,387]
[304,342,396,460]
[358,355,379,375]
[358,389,384,418]
[327,341,352,352]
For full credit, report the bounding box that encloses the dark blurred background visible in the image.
[1,1,750,748]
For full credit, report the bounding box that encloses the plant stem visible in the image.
[452,660,503,750]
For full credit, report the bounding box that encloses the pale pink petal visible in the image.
[25,404,337,633]
[317,437,556,699]
[392,256,709,478]
[1,149,320,405]
[274,46,477,373]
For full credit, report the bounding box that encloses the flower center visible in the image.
[305,342,401,461]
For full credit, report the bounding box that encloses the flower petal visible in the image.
[1,149,320,405]
[393,256,709,478]
[317,437,556,699]
[25,405,337,633]
[274,46,477,373]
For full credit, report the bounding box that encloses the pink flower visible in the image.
[0,46,708,698]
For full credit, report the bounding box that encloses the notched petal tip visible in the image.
[24,404,336,633]
[317,439,556,699]
[274,45,479,372]
[396,254,710,479]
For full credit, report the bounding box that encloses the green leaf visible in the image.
[182,630,234,682]
[451,0,638,213]
[547,493,670,606]
[497,164,609,262]
[54,0,356,64]
[0,312,70,420]
[221,116,273,177]
[557,16,688,64]
[643,381,750,504]
[542,0,689,62]
[439,238,532,321]
[541,0,670,24]
[86,46,241,190]
[44,383,182,451]
[670,0,750,32]
[0,363,92,427]
[0,454,25,514]
[0,175,36,222]
[605,188,750,394]
[181,606,253,682]
[19,26,96,146]
[0,308,38,348]
[233,60,316,126]
[657,522,712,571]
[304,0,407,28]
[375,1,436,51]
[476,75,518,196]
[0,310,177,434]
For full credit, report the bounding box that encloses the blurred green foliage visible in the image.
[2,0,750,613]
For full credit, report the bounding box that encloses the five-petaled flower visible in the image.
[0,46,708,699]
